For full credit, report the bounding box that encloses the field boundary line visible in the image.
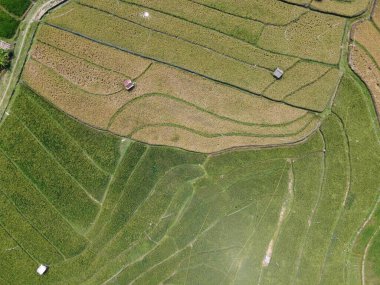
[292,129,326,283]
[317,113,351,284]
[23,92,111,176]
[97,163,204,254]
[29,57,124,96]
[0,5,21,20]
[361,225,380,285]
[84,141,130,237]
[113,0,338,68]
[14,115,102,205]
[345,190,380,284]
[102,205,215,285]
[92,146,150,243]
[128,118,317,139]
[222,162,288,283]
[108,93,313,130]
[77,2,274,73]
[0,146,88,238]
[27,58,125,97]
[0,0,68,122]
[0,188,67,261]
[44,23,322,113]
[36,39,133,78]
[282,68,333,100]
[257,161,295,284]
[0,222,38,263]
[353,41,380,72]
[187,0,308,26]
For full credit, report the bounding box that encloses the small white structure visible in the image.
[36,264,48,276]
[273,67,284,79]
[141,11,150,18]
[123,79,135,91]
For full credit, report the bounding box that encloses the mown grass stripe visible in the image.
[0,145,87,238]
[20,87,111,176]
[14,116,101,205]
[0,188,67,261]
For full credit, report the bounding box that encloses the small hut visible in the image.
[124,79,135,91]
[273,68,284,79]
[36,264,48,276]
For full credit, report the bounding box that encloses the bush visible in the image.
[0,49,10,70]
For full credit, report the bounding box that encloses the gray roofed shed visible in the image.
[273,68,284,79]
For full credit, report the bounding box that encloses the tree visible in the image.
[0,50,10,70]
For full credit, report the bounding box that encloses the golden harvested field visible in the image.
[108,95,316,136]
[285,69,341,112]
[374,2,380,28]
[30,42,125,95]
[79,0,298,70]
[353,21,380,66]
[22,60,129,129]
[22,23,319,153]
[132,64,307,125]
[19,0,348,152]
[310,0,371,17]
[258,12,346,64]
[189,0,306,25]
[36,25,152,79]
[106,0,265,44]
[264,61,332,101]
[45,2,275,94]
[130,121,319,153]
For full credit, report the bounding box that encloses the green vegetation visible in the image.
[0,48,10,69]
[0,0,31,17]
[0,10,19,39]
[0,0,379,283]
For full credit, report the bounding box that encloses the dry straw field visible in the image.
[21,0,347,152]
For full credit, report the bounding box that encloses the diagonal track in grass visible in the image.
[292,130,326,284]
[317,111,352,284]
[0,189,67,261]
[0,145,90,238]
[13,114,102,205]
[20,90,111,176]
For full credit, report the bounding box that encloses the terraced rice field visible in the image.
[0,0,31,39]
[350,2,380,120]
[0,0,380,284]
[20,0,347,152]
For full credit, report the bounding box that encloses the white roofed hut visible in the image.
[36,264,48,276]
[273,68,284,79]
[124,79,135,91]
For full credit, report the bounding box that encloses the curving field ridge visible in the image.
[0,0,379,284]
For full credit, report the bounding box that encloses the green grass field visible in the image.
[0,0,31,39]
[0,0,379,284]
